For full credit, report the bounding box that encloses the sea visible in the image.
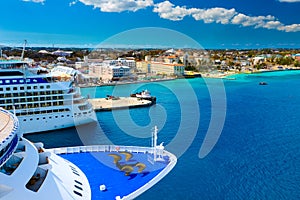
[26,70,300,200]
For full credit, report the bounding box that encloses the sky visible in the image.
[1,0,300,49]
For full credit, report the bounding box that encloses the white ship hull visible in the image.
[18,110,97,134]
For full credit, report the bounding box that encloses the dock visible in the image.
[88,97,155,111]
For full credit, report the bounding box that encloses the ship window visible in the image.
[43,117,46,119]
[74,185,83,191]
[33,97,38,101]
[33,92,38,96]
[61,115,64,117]
[5,80,10,84]
[0,94,3,98]
[53,102,58,106]
[36,118,39,120]
[47,110,52,113]
[74,180,82,186]
[20,80,24,83]
[46,91,51,95]
[6,99,12,103]
[0,100,4,104]
[34,86,37,89]
[55,116,58,118]
[12,80,17,83]
[73,191,82,197]
[49,116,52,119]
[30,118,33,121]
[40,86,44,89]
[54,110,58,113]
[13,93,18,97]
[40,97,45,101]
[0,88,2,91]
[40,91,45,95]
[34,111,40,114]
[20,92,25,96]
[41,111,46,114]
[67,115,70,117]
[73,171,80,176]
[46,85,50,89]
[23,119,26,121]
[6,93,11,97]
[6,87,10,91]
[27,86,31,90]
[59,109,64,112]
[20,86,24,90]
[13,87,17,90]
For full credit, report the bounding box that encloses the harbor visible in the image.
[88,96,156,111]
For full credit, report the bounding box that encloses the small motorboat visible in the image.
[259,82,268,85]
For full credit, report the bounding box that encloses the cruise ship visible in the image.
[0,108,177,199]
[0,60,96,134]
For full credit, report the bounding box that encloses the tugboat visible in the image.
[130,90,156,104]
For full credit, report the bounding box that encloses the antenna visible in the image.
[21,39,27,60]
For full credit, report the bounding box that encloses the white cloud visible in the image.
[69,1,77,6]
[75,0,300,32]
[231,14,276,28]
[192,7,237,24]
[78,0,153,12]
[278,0,300,2]
[153,1,300,32]
[22,0,45,4]
[153,1,193,21]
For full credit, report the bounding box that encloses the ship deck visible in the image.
[53,145,176,200]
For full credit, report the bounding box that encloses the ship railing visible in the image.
[50,145,176,161]
[0,134,19,168]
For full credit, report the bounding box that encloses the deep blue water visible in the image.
[26,71,300,199]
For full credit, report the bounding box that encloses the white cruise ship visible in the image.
[0,108,177,200]
[0,60,96,134]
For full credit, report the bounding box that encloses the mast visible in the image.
[153,126,158,161]
[21,40,27,60]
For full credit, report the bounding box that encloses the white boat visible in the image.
[130,90,156,103]
[0,60,96,134]
[0,108,177,200]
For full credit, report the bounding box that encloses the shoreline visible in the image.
[78,68,300,89]
[77,77,176,88]
[202,68,300,79]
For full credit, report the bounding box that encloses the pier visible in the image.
[88,97,155,111]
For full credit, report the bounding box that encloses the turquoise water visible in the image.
[26,71,300,199]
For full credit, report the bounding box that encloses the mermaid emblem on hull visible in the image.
[108,152,147,176]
